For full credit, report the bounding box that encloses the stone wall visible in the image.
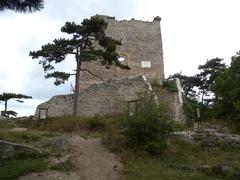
[35,76,185,122]
[35,94,74,118]
[80,15,164,91]
[35,76,148,118]
[157,88,185,122]
[173,129,240,149]
[0,140,42,160]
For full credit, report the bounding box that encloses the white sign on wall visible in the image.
[141,61,151,68]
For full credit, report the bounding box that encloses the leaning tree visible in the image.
[30,16,129,117]
[0,93,32,117]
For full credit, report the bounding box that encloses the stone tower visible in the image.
[79,15,165,91]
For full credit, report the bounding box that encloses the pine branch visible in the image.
[45,71,71,85]
[1,110,17,117]
[0,0,44,13]
[80,68,104,81]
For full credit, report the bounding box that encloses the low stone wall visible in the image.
[35,76,185,121]
[35,94,74,118]
[35,76,148,118]
[173,129,240,149]
[0,140,42,160]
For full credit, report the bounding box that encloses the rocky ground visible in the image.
[1,118,240,180]
[173,125,240,149]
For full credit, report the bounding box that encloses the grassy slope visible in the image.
[0,116,109,179]
[121,140,240,180]
[1,117,239,180]
[0,120,50,180]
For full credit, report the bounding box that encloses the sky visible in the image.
[1,0,240,116]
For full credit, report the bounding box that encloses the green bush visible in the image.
[145,141,167,155]
[122,92,173,154]
[162,80,178,92]
[82,115,105,130]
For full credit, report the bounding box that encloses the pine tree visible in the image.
[0,93,32,117]
[197,58,226,104]
[0,0,44,13]
[30,15,129,117]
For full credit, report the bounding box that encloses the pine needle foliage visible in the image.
[0,0,44,13]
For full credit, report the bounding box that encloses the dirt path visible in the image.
[19,135,123,180]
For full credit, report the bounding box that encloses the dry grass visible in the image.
[121,140,240,180]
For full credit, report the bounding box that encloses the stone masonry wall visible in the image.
[157,88,185,122]
[0,140,42,160]
[80,15,164,91]
[35,76,148,118]
[35,76,184,121]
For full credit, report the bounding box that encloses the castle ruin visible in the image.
[35,15,184,121]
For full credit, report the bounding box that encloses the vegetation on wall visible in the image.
[162,79,178,92]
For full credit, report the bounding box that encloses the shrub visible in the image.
[145,141,167,155]
[162,80,178,92]
[102,134,126,153]
[81,115,105,130]
[122,91,173,154]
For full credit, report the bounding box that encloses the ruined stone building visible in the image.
[80,15,164,90]
[35,15,184,121]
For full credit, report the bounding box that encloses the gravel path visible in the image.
[19,135,123,180]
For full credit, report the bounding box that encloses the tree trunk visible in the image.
[4,100,7,111]
[201,92,205,105]
[73,52,81,117]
